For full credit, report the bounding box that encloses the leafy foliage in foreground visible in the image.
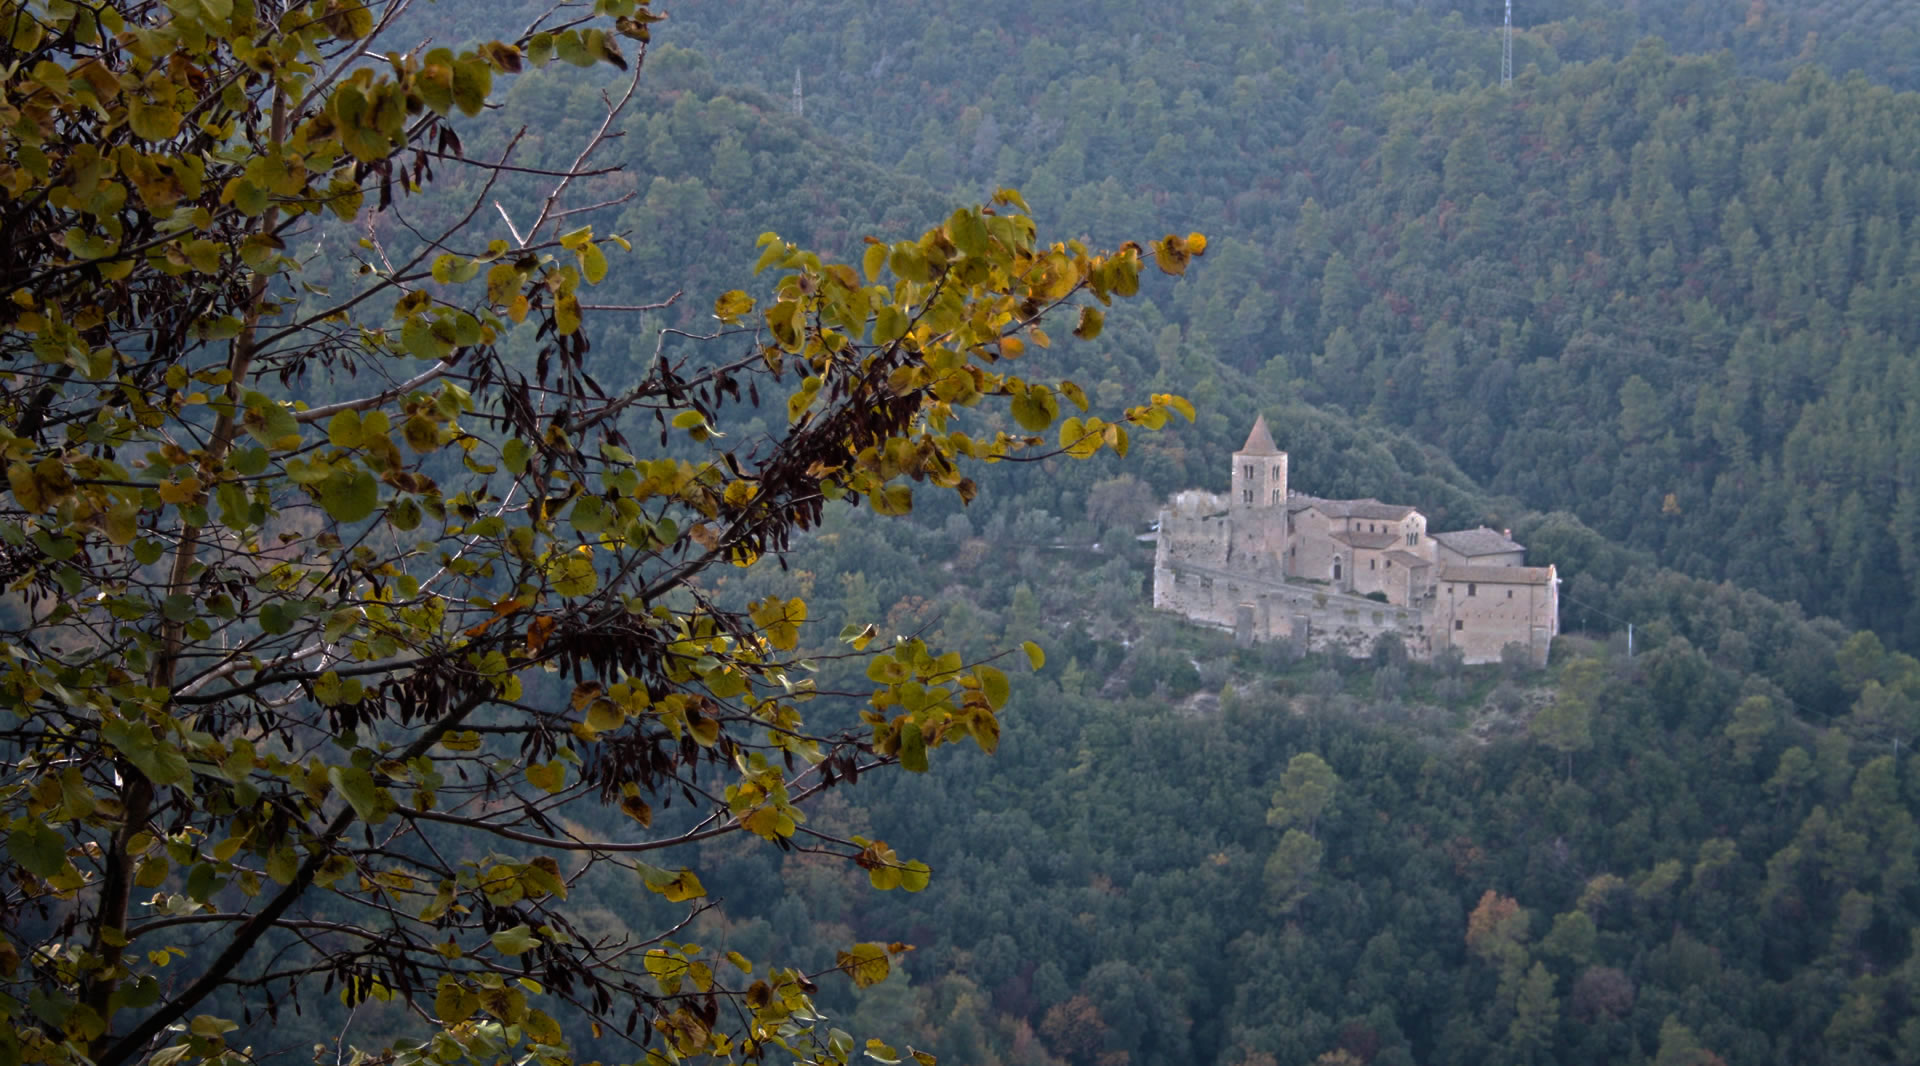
[0,3,1202,1065]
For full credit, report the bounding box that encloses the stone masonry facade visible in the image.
[1151,416,1559,666]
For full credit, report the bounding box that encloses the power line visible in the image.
[1557,589,1853,726]
[1502,0,1514,89]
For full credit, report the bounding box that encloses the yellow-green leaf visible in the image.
[836,944,891,989]
[578,242,608,285]
[639,865,706,903]
[1153,234,1193,275]
[1009,386,1059,432]
[328,765,388,825]
[327,410,364,448]
[549,550,598,596]
[525,760,566,794]
[976,665,1010,710]
[1022,641,1045,670]
[128,103,181,142]
[714,289,754,323]
[490,925,539,955]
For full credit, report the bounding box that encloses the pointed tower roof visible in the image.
[1237,414,1281,456]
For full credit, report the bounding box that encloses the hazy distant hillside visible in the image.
[568,1,1920,650]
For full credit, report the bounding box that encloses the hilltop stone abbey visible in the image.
[1152,416,1560,666]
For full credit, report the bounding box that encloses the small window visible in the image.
[1468,583,1477,597]
[1454,620,1464,631]
[1507,589,1514,599]
[1370,558,1376,570]
[1271,464,1282,480]
[1242,488,1253,504]
[1407,532,1416,545]
[1273,489,1282,504]
[1386,559,1392,569]
[1334,561,1342,581]
[1243,464,1253,480]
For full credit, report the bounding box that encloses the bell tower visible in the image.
[1232,414,1287,509]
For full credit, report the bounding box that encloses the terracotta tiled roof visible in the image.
[1331,530,1401,550]
[1437,564,1554,586]
[1305,497,1417,521]
[1384,550,1430,568]
[1238,414,1282,456]
[1433,526,1524,557]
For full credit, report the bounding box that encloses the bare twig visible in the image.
[519,52,649,246]
[294,362,454,423]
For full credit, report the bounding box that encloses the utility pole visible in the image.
[792,68,804,118]
[1502,0,1514,88]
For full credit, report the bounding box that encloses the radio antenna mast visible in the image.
[1502,0,1514,88]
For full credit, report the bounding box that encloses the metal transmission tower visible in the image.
[792,69,804,117]
[1501,0,1514,88]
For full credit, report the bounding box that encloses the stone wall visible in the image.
[1431,570,1558,666]
[1155,513,1230,572]
[1153,560,1431,660]
[1348,546,1395,601]
[1289,507,1340,585]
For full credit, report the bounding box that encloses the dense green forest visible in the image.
[655,416,1914,1066]
[434,0,1920,646]
[230,0,1920,1063]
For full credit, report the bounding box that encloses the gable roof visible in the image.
[1437,564,1554,586]
[1384,550,1431,568]
[1306,497,1417,521]
[1237,414,1281,456]
[1433,526,1524,557]
[1331,530,1401,550]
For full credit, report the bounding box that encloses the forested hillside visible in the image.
[532,0,1920,650]
[38,2,1920,1065]
[653,412,1912,1066]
